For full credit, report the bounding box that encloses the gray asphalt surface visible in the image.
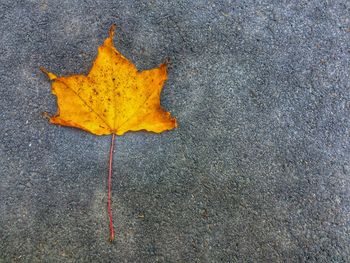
[1,0,350,262]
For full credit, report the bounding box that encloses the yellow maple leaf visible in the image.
[41,25,177,242]
[41,24,177,136]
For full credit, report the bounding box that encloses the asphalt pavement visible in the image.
[1,0,350,262]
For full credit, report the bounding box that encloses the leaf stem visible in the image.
[108,133,116,242]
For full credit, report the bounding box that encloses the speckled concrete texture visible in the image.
[1,0,350,262]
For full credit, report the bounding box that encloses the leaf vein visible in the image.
[57,79,113,132]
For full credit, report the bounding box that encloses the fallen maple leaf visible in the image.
[41,24,177,242]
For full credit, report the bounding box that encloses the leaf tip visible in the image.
[109,24,117,39]
[40,67,57,80]
[41,111,52,121]
[159,62,168,79]
[174,118,178,128]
